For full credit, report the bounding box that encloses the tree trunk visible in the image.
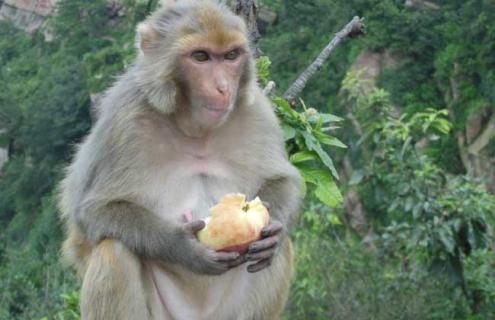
[234,0,262,58]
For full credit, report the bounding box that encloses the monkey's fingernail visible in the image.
[227,252,240,260]
[249,245,258,252]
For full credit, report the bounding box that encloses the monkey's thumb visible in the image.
[184,220,206,234]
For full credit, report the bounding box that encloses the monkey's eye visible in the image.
[192,51,209,62]
[224,50,239,60]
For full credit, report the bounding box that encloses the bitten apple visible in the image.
[197,193,270,253]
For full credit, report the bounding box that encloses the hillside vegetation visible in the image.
[0,1,494,319]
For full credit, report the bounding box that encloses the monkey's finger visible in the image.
[212,251,240,262]
[248,235,279,253]
[261,220,283,237]
[247,258,272,273]
[225,254,248,268]
[262,201,270,209]
[184,220,205,233]
[200,261,230,276]
[246,247,276,261]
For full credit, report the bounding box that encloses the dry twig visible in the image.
[283,16,366,105]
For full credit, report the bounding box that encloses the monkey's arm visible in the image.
[75,200,244,275]
[246,169,301,272]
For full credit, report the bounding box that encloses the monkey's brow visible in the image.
[187,46,245,56]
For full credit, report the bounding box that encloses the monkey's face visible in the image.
[178,46,247,128]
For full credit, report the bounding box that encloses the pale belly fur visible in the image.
[146,240,293,320]
[142,158,282,319]
[147,262,251,320]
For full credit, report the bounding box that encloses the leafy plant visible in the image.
[341,70,495,316]
[257,56,346,210]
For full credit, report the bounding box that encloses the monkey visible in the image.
[58,0,302,319]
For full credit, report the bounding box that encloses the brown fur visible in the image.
[59,1,301,319]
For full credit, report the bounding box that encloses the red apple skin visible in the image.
[218,237,261,254]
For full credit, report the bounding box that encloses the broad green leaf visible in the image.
[315,115,323,131]
[405,197,414,212]
[314,131,347,148]
[273,97,298,118]
[302,131,339,180]
[302,130,318,150]
[281,124,296,140]
[327,213,342,225]
[255,56,271,86]
[290,151,318,163]
[313,143,339,180]
[437,227,455,254]
[314,170,343,208]
[412,203,422,219]
[319,113,344,123]
[296,164,318,184]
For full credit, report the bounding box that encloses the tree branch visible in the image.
[468,114,495,155]
[283,16,366,105]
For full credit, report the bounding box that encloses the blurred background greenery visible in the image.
[0,0,494,319]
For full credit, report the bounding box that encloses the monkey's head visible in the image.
[135,0,255,129]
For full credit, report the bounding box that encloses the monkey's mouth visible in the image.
[203,105,228,119]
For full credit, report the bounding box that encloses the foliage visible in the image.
[1,0,495,319]
[40,291,81,320]
[257,56,345,209]
[0,244,78,320]
[341,71,495,317]
[260,0,358,111]
[284,206,470,320]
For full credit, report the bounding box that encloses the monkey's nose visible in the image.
[216,86,227,96]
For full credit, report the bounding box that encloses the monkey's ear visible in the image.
[136,22,157,54]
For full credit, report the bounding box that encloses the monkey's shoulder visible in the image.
[235,92,283,141]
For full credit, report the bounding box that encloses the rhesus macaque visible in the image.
[59,0,301,319]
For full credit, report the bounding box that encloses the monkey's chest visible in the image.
[155,156,261,221]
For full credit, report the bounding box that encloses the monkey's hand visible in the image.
[245,219,283,273]
[179,220,247,276]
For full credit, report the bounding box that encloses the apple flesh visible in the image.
[197,193,270,253]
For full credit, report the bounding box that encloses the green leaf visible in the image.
[290,151,318,163]
[273,97,298,118]
[412,203,422,219]
[467,222,477,249]
[437,227,455,254]
[314,170,343,208]
[405,197,414,212]
[281,124,296,140]
[319,113,344,123]
[313,131,347,148]
[255,56,271,86]
[327,213,342,225]
[302,131,339,180]
[400,136,412,159]
[296,164,318,184]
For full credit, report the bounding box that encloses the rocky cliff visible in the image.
[0,0,58,32]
